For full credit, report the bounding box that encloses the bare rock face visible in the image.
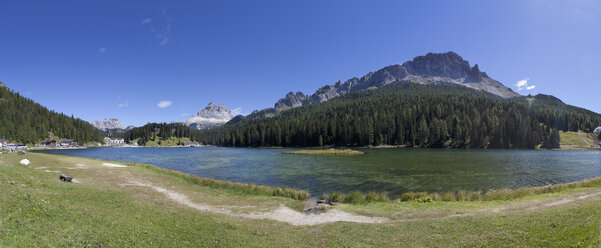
[91,118,125,132]
[275,92,308,109]
[272,52,519,111]
[0,81,6,88]
[185,102,233,129]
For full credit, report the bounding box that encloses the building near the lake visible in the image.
[41,139,57,147]
[182,141,200,147]
[104,137,125,146]
[0,138,11,147]
[60,139,78,147]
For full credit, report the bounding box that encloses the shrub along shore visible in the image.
[321,176,601,204]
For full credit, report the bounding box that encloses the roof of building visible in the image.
[0,138,11,143]
[61,139,75,142]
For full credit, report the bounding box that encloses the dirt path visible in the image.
[577,131,592,146]
[125,179,601,226]
[128,180,387,226]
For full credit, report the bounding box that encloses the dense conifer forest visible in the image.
[198,84,601,149]
[123,122,201,146]
[0,84,104,144]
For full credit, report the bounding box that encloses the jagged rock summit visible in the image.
[91,118,125,132]
[186,102,233,129]
[274,52,519,110]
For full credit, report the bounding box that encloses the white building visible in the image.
[594,127,601,134]
[104,137,125,146]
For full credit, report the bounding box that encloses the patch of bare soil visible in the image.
[128,180,387,226]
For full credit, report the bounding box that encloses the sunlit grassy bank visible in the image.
[282,149,364,155]
[559,130,600,150]
[135,162,309,200]
[1,152,600,247]
[321,176,601,204]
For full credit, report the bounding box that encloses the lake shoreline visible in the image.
[0,153,601,247]
[2,152,601,246]
[32,148,601,202]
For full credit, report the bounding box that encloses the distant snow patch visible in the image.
[101,163,128,168]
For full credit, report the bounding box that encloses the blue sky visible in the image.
[1,0,600,127]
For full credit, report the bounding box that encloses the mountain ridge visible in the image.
[272,52,518,112]
[201,83,601,149]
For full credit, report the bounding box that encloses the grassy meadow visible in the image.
[1,152,600,247]
[560,131,600,149]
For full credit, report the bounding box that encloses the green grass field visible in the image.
[560,131,599,149]
[1,153,600,247]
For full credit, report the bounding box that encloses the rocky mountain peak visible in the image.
[0,81,6,88]
[197,102,232,118]
[275,92,308,109]
[91,118,125,131]
[402,51,475,79]
[186,102,233,129]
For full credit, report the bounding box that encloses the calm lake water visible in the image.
[37,147,601,196]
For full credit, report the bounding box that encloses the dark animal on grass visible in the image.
[60,174,73,182]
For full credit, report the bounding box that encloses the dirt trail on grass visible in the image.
[129,181,388,226]
[84,160,601,225]
[526,191,601,210]
[125,179,601,226]
[577,132,593,146]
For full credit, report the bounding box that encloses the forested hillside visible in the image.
[0,83,104,144]
[123,122,200,146]
[199,84,601,149]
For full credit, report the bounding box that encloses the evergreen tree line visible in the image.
[198,84,601,149]
[0,85,104,144]
[123,122,200,146]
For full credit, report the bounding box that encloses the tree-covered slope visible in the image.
[123,122,201,146]
[200,84,601,149]
[0,83,104,144]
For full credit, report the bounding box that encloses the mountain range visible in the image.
[198,51,601,149]
[271,52,518,112]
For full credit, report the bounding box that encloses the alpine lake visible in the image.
[37,147,601,197]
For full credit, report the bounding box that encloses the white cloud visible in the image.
[180,113,188,117]
[231,107,243,116]
[515,78,528,88]
[99,48,106,53]
[118,102,128,108]
[515,78,536,91]
[141,18,151,24]
[157,100,173,108]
